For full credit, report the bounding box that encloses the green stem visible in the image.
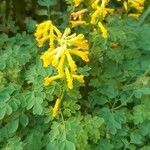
[47,6,51,20]
[112,92,134,111]
[139,6,150,25]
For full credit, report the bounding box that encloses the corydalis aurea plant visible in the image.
[34,21,89,90]
[71,0,114,38]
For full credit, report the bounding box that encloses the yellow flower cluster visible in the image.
[90,0,114,24]
[124,0,145,19]
[71,0,113,38]
[34,21,62,48]
[90,0,114,38]
[34,21,89,89]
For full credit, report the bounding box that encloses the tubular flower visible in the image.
[69,49,89,62]
[65,50,77,72]
[70,9,88,28]
[35,21,89,89]
[44,75,61,86]
[98,22,108,38]
[124,0,145,19]
[72,74,84,83]
[57,54,66,77]
[52,98,61,117]
[128,13,141,19]
[65,67,73,89]
[73,0,84,7]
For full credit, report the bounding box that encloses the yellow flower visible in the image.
[71,9,88,19]
[65,67,73,89]
[57,54,66,77]
[71,20,87,28]
[128,13,141,19]
[70,9,88,27]
[40,49,57,67]
[73,0,83,7]
[65,50,77,72]
[98,22,108,39]
[52,98,61,117]
[69,49,89,62]
[72,74,84,83]
[67,34,89,50]
[44,75,61,86]
[91,9,99,24]
[123,1,128,11]
[91,0,99,9]
[49,26,54,49]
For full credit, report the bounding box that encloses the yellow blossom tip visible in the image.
[72,74,84,83]
[98,22,108,39]
[65,50,77,72]
[52,98,61,117]
[65,67,73,89]
[44,75,61,86]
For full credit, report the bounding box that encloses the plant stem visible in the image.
[47,6,51,19]
[112,92,134,110]
[139,6,150,25]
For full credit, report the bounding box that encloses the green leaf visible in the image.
[7,119,19,134]
[0,55,7,70]
[133,105,144,124]
[77,65,91,76]
[106,48,124,64]
[140,146,150,150]
[47,140,75,150]
[130,132,143,145]
[97,139,114,150]
[139,121,150,136]
[46,141,58,150]
[6,103,13,115]
[25,19,36,33]
[133,101,150,125]
[134,87,150,98]
[83,115,104,143]
[26,94,35,110]
[98,80,119,99]
[3,136,23,150]
[63,140,76,150]
[0,104,6,120]
[24,131,43,150]
[19,113,29,127]
[37,0,57,6]
[33,97,43,115]
[100,108,125,134]
[137,25,150,51]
